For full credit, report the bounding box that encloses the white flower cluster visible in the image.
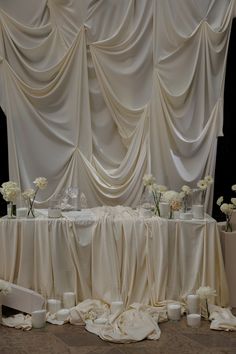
[216,184,236,219]
[0,181,21,203]
[33,177,48,190]
[142,174,156,187]
[197,175,213,191]
[196,286,217,299]
[0,279,11,295]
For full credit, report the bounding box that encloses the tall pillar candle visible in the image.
[187,294,200,314]
[63,292,76,309]
[167,304,181,321]
[47,299,61,314]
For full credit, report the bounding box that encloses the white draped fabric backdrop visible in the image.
[0,0,235,210]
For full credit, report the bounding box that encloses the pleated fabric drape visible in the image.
[0,0,235,209]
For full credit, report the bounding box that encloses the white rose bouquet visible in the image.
[0,181,21,217]
[22,177,48,217]
[216,184,236,232]
[142,174,167,216]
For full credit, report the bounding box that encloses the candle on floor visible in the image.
[63,292,76,309]
[56,308,70,321]
[187,313,201,327]
[187,294,200,314]
[47,299,61,314]
[32,309,46,329]
[167,304,181,321]
[110,301,124,314]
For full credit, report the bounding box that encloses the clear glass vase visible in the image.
[7,202,16,218]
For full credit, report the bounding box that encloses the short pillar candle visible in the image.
[167,304,181,321]
[47,299,61,314]
[31,309,46,329]
[187,313,201,327]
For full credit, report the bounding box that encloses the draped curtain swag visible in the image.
[0,0,235,209]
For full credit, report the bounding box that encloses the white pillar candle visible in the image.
[110,301,124,314]
[192,205,204,219]
[47,299,61,314]
[31,309,46,329]
[187,313,201,327]
[187,294,200,314]
[173,210,180,219]
[167,304,181,321]
[159,202,170,218]
[56,308,70,321]
[63,292,76,309]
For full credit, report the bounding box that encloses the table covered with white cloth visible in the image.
[0,206,229,307]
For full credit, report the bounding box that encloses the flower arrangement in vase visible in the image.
[0,181,21,218]
[196,286,216,321]
[216,184,236,232]
[179,185,192,213]
[142,174,167,216]
[196,175,214,205]
[162,190,182,218]
[22,177,48,217]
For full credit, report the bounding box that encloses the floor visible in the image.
[1,307,236,354]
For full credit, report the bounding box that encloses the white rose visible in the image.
[181,185,191,194]
[232,184,236,192]
[220,203,234,215]
[143,174,155,186]
[0,279,12,295]
[33,177,48,190]
[22,188,35,200]
[231,198,236,206]
[216,196,223,206]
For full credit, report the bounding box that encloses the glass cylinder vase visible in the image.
[7,202,16,218]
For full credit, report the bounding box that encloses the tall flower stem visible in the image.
[205,298,210,320]
[152,191,160,216]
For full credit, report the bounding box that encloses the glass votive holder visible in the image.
[159,202,170,218]
[48,198,61,218]
[187,313,201,328]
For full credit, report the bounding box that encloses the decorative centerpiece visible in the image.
[22,177,48,217]
[0,181,21,218]
[216,184,236,232]
[196,175,214,205]
[142,174,167,216]
[162,190,182,219]
[196,286,216,321]
[179,185,192,213]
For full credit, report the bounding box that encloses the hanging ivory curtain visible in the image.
[0,0,235,209]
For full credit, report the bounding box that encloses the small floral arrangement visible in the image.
[22,177,48,217]
[196,286,217,320]
[162,190,182,218]
[196,175,214,204]
[216,184,236,232]
[142,174,167,216]
[0,279,11,296]
[179,185,192,212]
[0,181,21,217]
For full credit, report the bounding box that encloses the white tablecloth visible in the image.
[0,206,229,307]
